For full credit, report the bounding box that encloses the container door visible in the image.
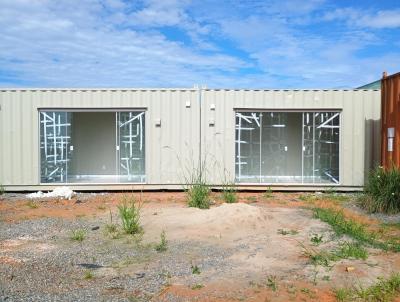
[116,111,146,182]
[39,111,72,183]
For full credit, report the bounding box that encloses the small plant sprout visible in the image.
[26,200,39,209]
[191,284,204,290]
[191,264,201,275]
[278,229,298,236]
[0,184,5,195]
[263,187,273,198]
[155,230,168,252]
[84,270,94,280]
[334,288,352,302]
[118,195,142,235]
[104,209,119,238]
[310,234,323,245]
[221,184,237,203]
[266,275,278,291]
[70,229,86,242]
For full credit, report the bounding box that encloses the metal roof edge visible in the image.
[0,88,380,92]
[0,87,197,92]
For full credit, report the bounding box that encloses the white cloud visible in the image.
[0,0,248,87]
[323,8,400,29]
[0,0,399,88]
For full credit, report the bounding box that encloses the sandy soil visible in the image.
[1,192,400,301]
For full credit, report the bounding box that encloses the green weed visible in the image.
[155,230,168,252]
[310,234,323,245]
[221,184,237,203]
[278,229,299,236]
[382,222,400,229]
[26,200,39,209]
[334,287,353,302]
[334,273,400,302]
[84,270,94,280]
[118,195,142,235]
[70,229,86,242]
[191,264,201,275]
[298,194,320,202]
[183,157,210,209]
[246,196,257,202]
[266,275,278,291]
[0,184,4,195]
[191,284,204,290]
[312,207,400,252]
[361,166,400,214]
[263,187,273,199]
[335,241,368,260]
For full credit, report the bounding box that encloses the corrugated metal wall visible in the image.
[202,89,381,187]
[0,89,199,188]
[381,73,400,168]
[0,88,380,190]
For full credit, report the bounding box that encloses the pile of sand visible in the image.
[143,203,272,241]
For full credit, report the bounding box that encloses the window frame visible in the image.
[233,109,342,185]
[37,108,147,185]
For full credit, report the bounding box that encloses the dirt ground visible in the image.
[1,191,400,301]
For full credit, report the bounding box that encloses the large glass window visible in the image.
[39,110,146,183]
[235,111,340,184]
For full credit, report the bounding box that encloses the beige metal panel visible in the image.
[201,89,380,186]
[0,89,199,186]
[0,88,379,189]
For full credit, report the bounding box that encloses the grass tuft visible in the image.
[183,158,210,209]
[310,234,323,245]
[187,183,210,209]
[334,288,353,302]
[118,195,142,235]
[221,184,237,203]
[335,241,368,260]
[84,270,94,280]
[311,207,399,251]
[278,229,299,236]
[70,229,86,242]
[263,187,273,199]
[360,166,400,214]
[191,284,204,290]
[191,264,201,275]
[155,230,168,252]
[26,200,39,209]
[334,273,400,302]
[266,275,278,291]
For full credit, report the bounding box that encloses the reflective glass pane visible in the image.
[314,112,340,183]
[118,111,146,182]
[235,112,261,183]
[40,111,72,183]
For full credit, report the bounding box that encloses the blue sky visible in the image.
[0,0,399,88]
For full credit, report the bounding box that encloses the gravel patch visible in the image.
[0,216,233,302]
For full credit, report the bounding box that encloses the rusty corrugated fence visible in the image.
[381,72,400,168]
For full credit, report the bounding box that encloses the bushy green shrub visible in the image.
[118,195,142,235]
[360,166,400,214]
[187,182,210,209]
